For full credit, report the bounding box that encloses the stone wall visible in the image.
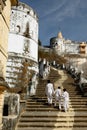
[0,0,18,78]
[2,93,20,130]
[0,0,11,78]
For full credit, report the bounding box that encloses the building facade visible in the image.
[0,0,18,79]
[0,0,18,129]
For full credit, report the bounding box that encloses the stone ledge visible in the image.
[3,115,18,119]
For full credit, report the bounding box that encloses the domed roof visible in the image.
[57,32,63,39]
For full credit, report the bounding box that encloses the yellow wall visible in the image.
[0,0,18,78]
[0,0,18,128]
[0,0,11,78]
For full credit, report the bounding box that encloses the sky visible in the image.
[20,0,87,46]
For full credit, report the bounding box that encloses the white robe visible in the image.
[45,83,54,104]
[62,91,69,111]
[54,88,62,109]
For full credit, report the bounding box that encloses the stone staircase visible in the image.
[15,68,87,130]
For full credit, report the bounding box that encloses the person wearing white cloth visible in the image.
[45,80,54,105]
[62,88,69,112]
[54,86,62,110]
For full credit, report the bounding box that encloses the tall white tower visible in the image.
[6,2,39,88]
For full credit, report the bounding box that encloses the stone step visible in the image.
[36,93,82,95]
[26,102,87,105]
[27,99,87,102]
[28,96,80,98]
[19,117,87,122]
[36,88,79,90]
[26,102,87,106]
[17,122,87,127]
[36,94,83,97]
[26,104,87,108]
[37,87,79,89]
[27,98,87,102]
[21,111,87,117]
[27,99,87,103]
[25,107,87,111]
[15,127,87,130]
[36,92,82,95]
[36,91,80,94]
[27,95,87,98]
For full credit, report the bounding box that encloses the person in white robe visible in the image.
[62,88,69,112]
[45,80,54,105]
[54,86,62,110]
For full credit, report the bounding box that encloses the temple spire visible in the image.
[57,31,63,39]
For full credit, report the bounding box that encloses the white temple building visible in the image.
[50,32,87,55]
[50,32,87,81]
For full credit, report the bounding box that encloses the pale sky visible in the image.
[20,0,87,46]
